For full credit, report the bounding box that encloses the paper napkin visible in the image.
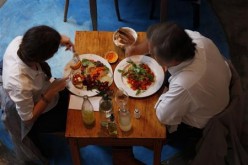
[69,95,101,111]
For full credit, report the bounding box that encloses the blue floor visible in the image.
[0,0,229,164]
[39,133,179,165]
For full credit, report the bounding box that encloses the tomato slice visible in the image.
[72,73,84,85]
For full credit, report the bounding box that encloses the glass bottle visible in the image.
[108,114,118,136]
[99,94,112,127]
[115,88,128,107]
[81,95,95,127]
[118,104,132,132]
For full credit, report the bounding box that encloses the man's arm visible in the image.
[155,84,191,125]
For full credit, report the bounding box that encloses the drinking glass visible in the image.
[115,88,129,108]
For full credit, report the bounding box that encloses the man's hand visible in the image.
[125,40,149,56]
[60,35,74,51]
[163,86,169,93]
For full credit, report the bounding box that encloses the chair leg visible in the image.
[149,0,156,19]
[89,0,97,31]
[114,0,121,21]
[192,1,200,29]
[160,0,168,22]
[64,0,69,22]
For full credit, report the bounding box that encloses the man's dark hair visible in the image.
[147,23,196,62]
[17,25,61,78]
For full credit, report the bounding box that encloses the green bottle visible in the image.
[108,114,117,136]
[99,93,112,127]
[81,95,95,127]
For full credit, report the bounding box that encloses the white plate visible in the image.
[64,54,113,97]
[114,55,164,98]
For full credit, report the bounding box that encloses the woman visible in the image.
[2,25,74,159]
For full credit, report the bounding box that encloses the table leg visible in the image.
[160,0,167,22]
[68,138,81,165]
[89,0,97,31]
[153,140,163,165]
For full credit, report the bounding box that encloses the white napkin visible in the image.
[69,95,102,111]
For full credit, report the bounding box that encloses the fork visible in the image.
[73,52,80,63]
[66,52,80,79]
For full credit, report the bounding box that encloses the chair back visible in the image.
[191,61,248,165]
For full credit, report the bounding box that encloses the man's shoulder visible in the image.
[170,68,200,91]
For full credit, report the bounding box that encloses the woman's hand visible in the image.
[42,77,69,103]
[27,77,69,124]
[45,77,69,97]
[49,77,69,93]
[60,35,74,51]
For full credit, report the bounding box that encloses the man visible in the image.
[126,22,231,162]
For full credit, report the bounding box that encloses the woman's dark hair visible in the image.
[17,25,61,78]
[147,23,196,63]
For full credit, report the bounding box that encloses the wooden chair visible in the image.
[114,0,157,21]
[64,0,98,31]
[114,0,201,29]
[191,61,248,164]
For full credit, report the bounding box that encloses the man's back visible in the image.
[156,30,231,129]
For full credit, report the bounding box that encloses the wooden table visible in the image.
[66,31,166,165]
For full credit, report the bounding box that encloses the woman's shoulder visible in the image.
[9,36,23,47]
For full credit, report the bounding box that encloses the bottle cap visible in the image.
[134,108,141,119]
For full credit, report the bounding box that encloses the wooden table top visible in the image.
[65,31,166,140]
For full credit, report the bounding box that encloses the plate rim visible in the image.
[114,55,165,98]
[64,54,113,97]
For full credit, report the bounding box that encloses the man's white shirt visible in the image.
[155,30,231,131]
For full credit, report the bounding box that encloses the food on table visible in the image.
[113,27,137,48]
[70,60,82,70]
[118,60,155,95]
[72,72,84,89]
[105,51,118,63]
[114,29,135,45]
[71,59,111,91]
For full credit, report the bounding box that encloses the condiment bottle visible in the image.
[134,108,141,119]
[81,95,95,127]
[108,114,118,136]
[118,104,132,132]
[99,94,113,127]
